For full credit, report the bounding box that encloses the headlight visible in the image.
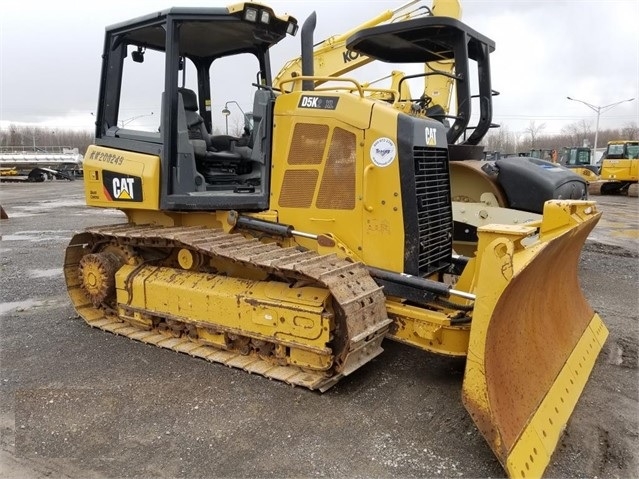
[244,7,257,22]
[286,22,298,35]
[260,11,270,24]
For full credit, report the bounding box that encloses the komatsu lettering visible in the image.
[342,50,361,63]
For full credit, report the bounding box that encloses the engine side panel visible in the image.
[83,145,161,210]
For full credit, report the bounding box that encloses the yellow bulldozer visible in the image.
[64,3,607,478]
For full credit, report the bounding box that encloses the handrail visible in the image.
[278,76,365,97]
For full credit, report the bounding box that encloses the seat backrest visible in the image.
[251,90,271,130]
[247,89,274,162]
[178,88,210,145]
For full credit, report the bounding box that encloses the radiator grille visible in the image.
[413,147,452,275]
[316,127,356,210]
[278,170,319,208]
[287,123,328,165]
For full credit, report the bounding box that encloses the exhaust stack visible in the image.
[301,11,317,91]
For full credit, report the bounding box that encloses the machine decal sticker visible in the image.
[102,170,143,201]
[298,95,340,110]
[370,137,396,167]
[425,127,438,146]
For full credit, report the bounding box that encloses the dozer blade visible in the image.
[462,200,608,479]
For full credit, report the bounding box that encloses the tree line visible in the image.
[0,118,247,155]
[1,120,637,157]
[0,125,94,154]
[482,120,639,156]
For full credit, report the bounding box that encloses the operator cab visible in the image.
[93,3,298,210]
[603,141,639,160]
[560,147,600,173]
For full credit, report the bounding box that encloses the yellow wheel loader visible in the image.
[598,140,639,194]
[65,4,607,478]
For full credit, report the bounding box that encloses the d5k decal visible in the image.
[298,95,340,110]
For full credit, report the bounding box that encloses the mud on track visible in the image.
[1,181,637,478]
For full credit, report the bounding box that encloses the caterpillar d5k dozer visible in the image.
[65,4,607,477]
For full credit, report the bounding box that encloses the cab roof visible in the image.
[346,16,495,63]
[106,4,297,59]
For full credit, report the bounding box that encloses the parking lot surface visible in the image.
[1,181,637,478]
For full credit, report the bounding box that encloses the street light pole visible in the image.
[222,101,247,135]
[120,111,154,127]
[222,107,229,135]
[566,96,635,163]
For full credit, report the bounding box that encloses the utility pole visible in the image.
[120,112,154,127]
[566,96,635,163]
[222,101,248,135]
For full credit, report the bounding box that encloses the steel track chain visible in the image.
[64,223,391,391]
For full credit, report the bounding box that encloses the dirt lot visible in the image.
[1,181,637,479]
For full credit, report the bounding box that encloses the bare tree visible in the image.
[621,122,639,140]
[524,120,546,148]
[481,125,520,154]
[0,125,93,153]
[561,122,580,146]
[229,116,246,137]
[2,120,637,158]
[561,120,594,147]
[577,119,593,145]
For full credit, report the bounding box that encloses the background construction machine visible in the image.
[529,148,558,162]
[559,142,638,195]
[65,3,607,478]
[559,146,601,183]
[598,140,639,194]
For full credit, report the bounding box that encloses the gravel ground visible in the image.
[0,181,637,479]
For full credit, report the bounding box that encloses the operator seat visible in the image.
[178,88,246,181]
[178,87,213,158]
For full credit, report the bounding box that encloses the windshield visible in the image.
[606,144,625,158]
[626,144,639,159]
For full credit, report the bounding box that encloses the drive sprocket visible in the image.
[78,252,123,306]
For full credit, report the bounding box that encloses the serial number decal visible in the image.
[89,150,125,166]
